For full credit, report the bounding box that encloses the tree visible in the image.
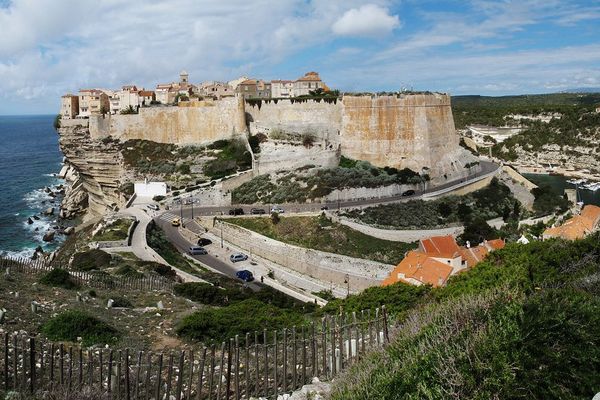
[512,200,521,220]
[502,205,512,222]
[459,217,499,245]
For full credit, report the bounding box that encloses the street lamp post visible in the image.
[191,193,194,221]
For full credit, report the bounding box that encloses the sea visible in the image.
[523,173,600,206]
[0,115,66,258]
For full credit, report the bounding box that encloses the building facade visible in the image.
[271,80,294,98]
[78,89,109,117]
[199,81,234,99]
[60,94,79,119]
[292,71,325,97]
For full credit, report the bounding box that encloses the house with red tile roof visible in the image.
[543,204,600,241]
[383,235,505,287]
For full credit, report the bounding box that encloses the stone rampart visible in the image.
[204,219,393,292]
[89,97,244,144]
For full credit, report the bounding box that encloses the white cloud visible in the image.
[331,4,399,37]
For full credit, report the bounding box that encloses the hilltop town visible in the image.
[60,71,330,118]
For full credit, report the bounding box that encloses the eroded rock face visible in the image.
[58,124,125,218]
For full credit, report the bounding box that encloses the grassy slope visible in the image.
[227,215,416,265]
[93,218,132,241]
[330,233,600,400]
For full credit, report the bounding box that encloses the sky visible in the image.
[0,0,599,115]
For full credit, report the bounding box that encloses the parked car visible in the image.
[320,206,329,210]
[230,253,248,262]
[271,207,285,214]
[228,208,245,216]
[236,270,254,282]
[188,246,207,255]
[250,208,266,215]
[171,218,181,227]
[402,190,416,197]
[197,238,213,246]
[147,204,159,211]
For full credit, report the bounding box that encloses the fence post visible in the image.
[330,316,336,376]
[135,351,143,400]
[321,318,327,379]
[208,345,215,399]
[338,315,344,372]
[226,339,233,398]
[382,305,390,345]
[244,333,250,399]
[311,322,317,379]
[273,330,278,398]
[282,328,287,394]
[262,329,268,398]
[165,352,174,400]
[78,348,83,386]
[176,350,184,400]
[49,342,54,390]
[107,349,113,398]
[29,337,35,394]
[292,326,297,389]
[144,352,152,400]
[375,308,381,347]
[68,346,73,390]
[302,326,308,385]
[196,347,207,400]
[254,331,259,397]
[155,353,163,400]
[216,341,226,400]
[234,335,240,400]
[3,333,8,391]
[59,343,64,386]
[125,348,131,400]
[186,350,194,400]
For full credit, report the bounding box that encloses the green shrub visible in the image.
[111,296,133,308]
[53,114,61,129]
[39,268,79,289]
[176,299,305,342]
[114,264,143,278]
[72,249,112,271]
[174,283,226,305]
[41,310,119,346]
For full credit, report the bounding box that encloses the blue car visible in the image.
[236,270,254,282]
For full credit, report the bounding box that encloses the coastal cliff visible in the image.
[58,120,126,219]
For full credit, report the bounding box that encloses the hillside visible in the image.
[329,233,600,399]
[451,93,600,173]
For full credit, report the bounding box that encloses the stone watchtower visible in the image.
[180,70,189,84]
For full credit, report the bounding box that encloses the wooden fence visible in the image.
[0,256,174,292]
[0,307,389,399]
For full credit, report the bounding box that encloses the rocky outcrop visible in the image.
[58,124,126,218]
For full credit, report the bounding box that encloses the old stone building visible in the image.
[78,89,109,117]
[60,94,79,119]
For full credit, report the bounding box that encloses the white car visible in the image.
[271,207,285,214]
[147,204,159,210]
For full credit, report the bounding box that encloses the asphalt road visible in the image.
[168,161,499,217]
[153,216,262,291]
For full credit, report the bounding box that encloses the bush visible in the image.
[72,249,112,271]
[176,299,305,342]
[110,296,133,308]
[53,114,61,129]
[114,264,143,278]
[39,268,79,289]
[42,310,119,346]
[531,185,570,215]
[174,283,226,305]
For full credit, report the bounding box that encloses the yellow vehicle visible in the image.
[171,218,181,227]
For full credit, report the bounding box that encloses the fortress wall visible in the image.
[340,94,473,182]
[246,99,342,143]
[256,141,339,175]
[89,97,243,145]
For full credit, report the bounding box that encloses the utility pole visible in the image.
[344,274,350,297]
[191,193,194,221]
[220,223,224,248]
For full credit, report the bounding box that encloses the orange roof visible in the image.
[296,72,322,82]
[420,235,461,258]
[383,250,453,287]
[239,79,258,85]
[485,238,505,251]
[138,90,154,97]
[543,205,600,241]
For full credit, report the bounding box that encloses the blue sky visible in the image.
[0,0,599,115]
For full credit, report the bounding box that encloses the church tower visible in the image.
[180,70,189,84]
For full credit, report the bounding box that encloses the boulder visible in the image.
[64,227,75,235]
[27,217,34,225]
[42,231,55,242]
[32,215,40,220]
[44,207,54,216]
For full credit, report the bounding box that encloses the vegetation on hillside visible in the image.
[202,138,252,179]
[331,233,600,400]
[92,218,133,242]
[343,177,519,229]
[41,310,120,346]
[120,139,200,175]
[232,158,424,204]
[39,268,79,290]
[227,213,415,265]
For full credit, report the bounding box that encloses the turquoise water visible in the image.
[523,173,600,206]
[0,115,66,257]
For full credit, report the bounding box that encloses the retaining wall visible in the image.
[200,218,393,292]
